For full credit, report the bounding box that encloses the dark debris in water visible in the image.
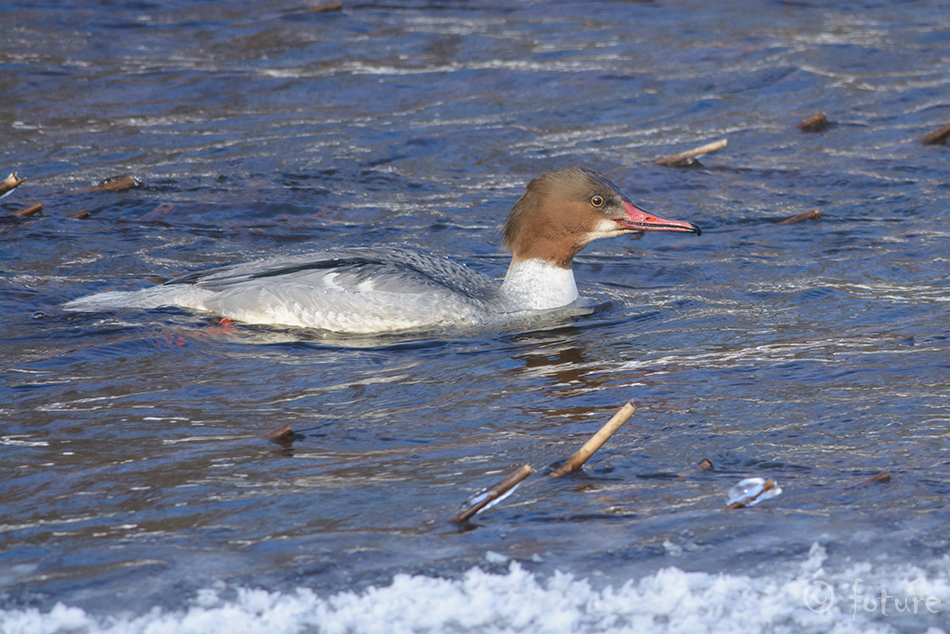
[776,208,821,225]
[261,424,301,447]
[918,121,950,145]
[795,113,833,133]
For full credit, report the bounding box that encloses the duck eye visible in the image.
[590,195,604,207]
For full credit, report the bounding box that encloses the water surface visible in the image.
[2,1,949,632]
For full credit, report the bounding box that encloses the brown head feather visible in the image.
[501,167,629,268]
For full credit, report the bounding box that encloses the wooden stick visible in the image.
[864,471,890,484]
[262,424,295,442]
[450,464,533,524]
[919,121,950,145]
[776,208,821,225]
[12,202,43,217]
[655,139,728,166]
[0,173,26,197]
[72,175,141,194]
[92,175,141,192]
[725,478,776,510]
[304,0,343,11]
[549,401,636,477]
[844,471,890,489]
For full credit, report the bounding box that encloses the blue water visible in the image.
[2,1,949,632]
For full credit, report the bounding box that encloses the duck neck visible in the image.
[501,257,578,310]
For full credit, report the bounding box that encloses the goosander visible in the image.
[66,167,701,333]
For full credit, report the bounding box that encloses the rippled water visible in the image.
[3,1,950,632]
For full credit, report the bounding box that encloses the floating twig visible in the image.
[450,464,533,524]
[776,208,821,225]
[844,471,890,489]
[73,175,141,194]
[282,1,342,16]
[655,139,728,167]
[92,175,141,192]
[12,202,43,217]
[796,113,831,133]
[549,401,636,477]
[305,0,343,11]
[0,172,26,198]
[262,424,296,442]
[725,477,780,509]
[919,121,950,146]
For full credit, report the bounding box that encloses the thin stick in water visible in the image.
[12,202,43,217]
[776,209,821,225]
[72,175,142,194]
[844,471,890,489]
[725,478,777,510]
[919,121,950,145]
[304,1,343,11]
[262,425,295,442]
[450,464,533,524]
[655,139,728,166]
[549,401,636,477]
[1,173,26,197]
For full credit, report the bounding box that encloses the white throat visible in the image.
[501,258,579,310]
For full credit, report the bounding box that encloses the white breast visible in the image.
[500,258,579,310]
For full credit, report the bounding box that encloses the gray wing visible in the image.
[166,247,504,303]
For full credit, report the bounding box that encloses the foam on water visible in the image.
[4,545,948,634]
